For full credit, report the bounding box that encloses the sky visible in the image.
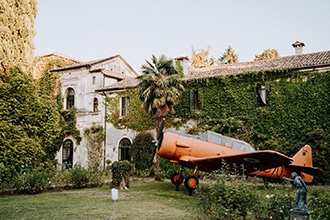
[34,0,330,73]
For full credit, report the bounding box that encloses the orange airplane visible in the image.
[248,144,323,185]
[155,121,322,194]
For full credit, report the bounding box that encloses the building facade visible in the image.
[51,55,139,168]
[51,46,330,171]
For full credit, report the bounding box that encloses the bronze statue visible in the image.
[283,172,308,212]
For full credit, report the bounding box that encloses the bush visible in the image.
[196,173,257,220]
[70,164,89,189]
[130,132,154,171]
[263,192,294,219]
[309,187,330,220]
[19,168,54,194]
[86,167,105,187]
[111,161,132,188]
[159,158,192,179]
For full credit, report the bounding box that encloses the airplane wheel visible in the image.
[171,172,184,186]
[184,176,199,192]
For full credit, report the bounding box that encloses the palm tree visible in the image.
[138,54,184,178]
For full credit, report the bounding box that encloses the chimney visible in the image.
[175,56,190,76]
[292,41,305,55]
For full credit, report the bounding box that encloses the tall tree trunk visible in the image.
[152,113,163,181]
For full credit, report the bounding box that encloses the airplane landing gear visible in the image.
[184,175,199,196]
[170,172,184,191]
[170,166,199,195]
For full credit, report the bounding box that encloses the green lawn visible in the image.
[0,180,198,220]
[1,179,329,220]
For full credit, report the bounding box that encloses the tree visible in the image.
[138,54,184,179]
[0,67,61,180]
[219,45,239,64]
[191,46,217,68]
[0,0,37,81]
[130,132,155,171]
[254,48,279,61]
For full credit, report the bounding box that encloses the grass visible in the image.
[0,179,198,220]
[1,178,329,220]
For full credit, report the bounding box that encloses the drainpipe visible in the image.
[102,91,107,170]
[101,73,107,169]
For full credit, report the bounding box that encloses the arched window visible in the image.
[93,98,98,112]
[63,139,73,168]
[66,88,75,109]
[119,138,131,161]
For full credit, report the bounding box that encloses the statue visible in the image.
[283,172,308,212]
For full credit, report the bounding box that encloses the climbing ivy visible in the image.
[105,89,155,131]
[106,69,330,183]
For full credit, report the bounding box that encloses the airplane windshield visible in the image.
[199,131,255,152]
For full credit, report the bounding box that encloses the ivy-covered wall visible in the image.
[107,70,330,183]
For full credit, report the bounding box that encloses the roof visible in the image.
[50,54,138,76]
[96,78,141,92]
[187,50,330,80]
[96,50,330,93]
[35,52,81,63]
[90,68,130,80]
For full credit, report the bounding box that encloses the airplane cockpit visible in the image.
[198,131,255,152]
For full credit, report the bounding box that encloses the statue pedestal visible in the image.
[290,210,311,220]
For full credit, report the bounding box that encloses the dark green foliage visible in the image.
[105,90,155,131]
[0,67,60,180]
[130,132,154,171]
[18,168,54,195]
[196,174,258,220]
[107,68,330,184]
[159,158,192,179]
[70,164,89,189]
[60,107,82,144]
[84,125,105,168]
[309,187,330,220]
[263,193,294,219]
[111,161,132,188]
[175,70,330,183]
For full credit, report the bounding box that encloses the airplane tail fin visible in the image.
[292,145,313,167]
[289,145,323,183]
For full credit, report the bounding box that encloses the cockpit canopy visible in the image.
[191,131,255,152]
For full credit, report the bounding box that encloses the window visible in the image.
[93,98,98,112]
[92,76,96,85]
[121,96,130,117]
[189,90,200,112]
[66,88,75,109]
[62,139,73,168]
[119,138,131,161]
[256,84,267,107]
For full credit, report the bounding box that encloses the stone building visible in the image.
[50,55,138,168]
[51,42,330,170]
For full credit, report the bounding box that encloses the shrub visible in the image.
[196,173,257,220]
[130,132,154,172]
[70,164,89,189]
[263,193,294,219]
[160,158,192,179]
[111,161,132,188]
[87,167,105,187]
[309,187,330,220]
[6,168,55,195]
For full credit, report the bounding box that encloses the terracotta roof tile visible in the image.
[97,50,330,92]
[96,78,141,92]
[186,50,330,80]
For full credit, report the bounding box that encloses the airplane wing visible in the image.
[179,150,292,173]
[288,164,323,176]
